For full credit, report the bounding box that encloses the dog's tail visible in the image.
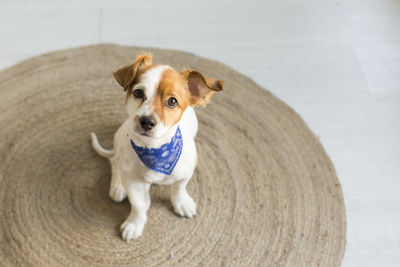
[90,132,114,158]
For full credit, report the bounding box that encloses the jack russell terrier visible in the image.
[90,53,223,241]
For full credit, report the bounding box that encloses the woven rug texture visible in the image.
[0,44,346,266]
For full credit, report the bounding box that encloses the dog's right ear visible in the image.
[113,53,153,91]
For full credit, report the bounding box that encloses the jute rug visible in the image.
[0,44,346,266]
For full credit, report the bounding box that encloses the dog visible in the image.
[90,53,223,241]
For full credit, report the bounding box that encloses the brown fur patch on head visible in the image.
[124,64,160,104]
[113,52,153,91]
[152,68,191,127]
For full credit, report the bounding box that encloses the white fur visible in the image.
[130,65,172,139]
[91,132,113,158]
[90,65,199,241]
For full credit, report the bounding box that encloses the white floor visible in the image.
[1,0,399,266]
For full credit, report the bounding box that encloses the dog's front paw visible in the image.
[120,220,144,241]
[109,185,127,202]
[172,195,197,218]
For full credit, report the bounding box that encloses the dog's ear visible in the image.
[113,52,153,91]
[180,69,224,106]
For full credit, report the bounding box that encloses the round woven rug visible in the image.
[0,44,346,266]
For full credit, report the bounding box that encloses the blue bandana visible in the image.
[130,127,183,175]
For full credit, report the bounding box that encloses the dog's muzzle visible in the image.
[139,115,157,131]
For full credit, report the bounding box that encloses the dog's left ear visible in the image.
[113,53,153,91]
[180,69,224,106]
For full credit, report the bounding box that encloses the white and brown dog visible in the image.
[90,53,223,241]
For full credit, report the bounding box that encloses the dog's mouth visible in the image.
[134,126,153,137]
[140,132,152,137]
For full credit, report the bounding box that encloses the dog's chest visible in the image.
[116,141,177,184]
[143,170,178,185]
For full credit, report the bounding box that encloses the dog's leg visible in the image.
[120,181,151,241]
[170,178,196,218]
[109,158,127,202]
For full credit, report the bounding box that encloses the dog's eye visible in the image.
[166,97,178,108]
[132,89,144,99]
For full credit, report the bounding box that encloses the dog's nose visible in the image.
[139,116,157,131]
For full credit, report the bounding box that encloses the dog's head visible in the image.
[113,52,224,138]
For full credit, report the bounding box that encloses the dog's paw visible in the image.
[172,195,197,218]
[120,220,144,241]
[109,185,127,202]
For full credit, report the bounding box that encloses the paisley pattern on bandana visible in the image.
[130,127,183,175]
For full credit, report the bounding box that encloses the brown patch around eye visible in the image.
[153,68,190,127]
[124,65,159,104]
